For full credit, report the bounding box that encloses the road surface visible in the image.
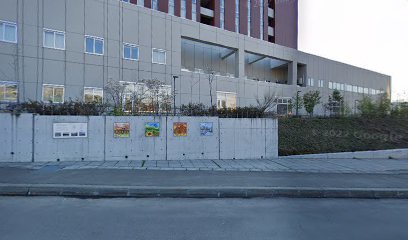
[1,197,407,240]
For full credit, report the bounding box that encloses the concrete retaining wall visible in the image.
[0,113,278,162]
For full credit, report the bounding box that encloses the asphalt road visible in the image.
[0,197,407,240]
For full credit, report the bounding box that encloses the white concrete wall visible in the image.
[0,114,33,162]
[0,113,278,162]
[219,118,278,160]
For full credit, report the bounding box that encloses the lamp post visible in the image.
[296,90,301,116]
[172,76,179,116]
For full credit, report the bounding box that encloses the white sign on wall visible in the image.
[53,123,88,138]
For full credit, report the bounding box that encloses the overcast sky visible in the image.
[298,0,408,101]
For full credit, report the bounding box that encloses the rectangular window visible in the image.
[137,0,144,6]
[220,0,225,29]
[358,86,363,93]
[353,85,358,93]
[217,91,237,109]
[260,0,264,39]
[329,82,333,89]
[0,21,17,43]
[151,0,158,10]
[42,84,64,103]
[123,43,139,60]
[0,81,18,102]
[85,36,104,55]
[307,78,314,87]
[277,98,291,115]
[84,87,103,103]
[192,0,197,21]
[318,80,324,88]
[169,0,175,15]
[43,29,65,50]
[152,48,166,64]
[235,0,240,32]
[248,0,251,36]
[181,0,186,18]
[363,88,369,94]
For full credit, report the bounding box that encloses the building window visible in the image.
[352,85,358,93]
[42,84,64,103]
[220,0,225,29]
[0,21,17,43]
[260,0,264,39]
[43,29,65,50]
[123,43,139,61]
[318,80,324,88]
[181,0,186,18]
[307,78,314,87]
[151,0,158,10]
[235,0,240,32]
[84,87,103,103]
[137,0,144,6]
[328,81,333,89]
[192,0,197,21]
[0,81,18,103]
[217,91,237,109]
[248,0,251,36]
[277,98,291,115]
[152,48,166,64]
[358,86,364,94]
[121,0,130,3]
[169,0,175,15]
[85,36,104,55]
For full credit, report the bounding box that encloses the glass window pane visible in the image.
[152,51,158,63]
[0,24,4,41]
[94,94,102,103]
[4,24,16,42]
[55,33,65,49]
[84,93,93,103]
[54,87,64,103]
[0,86,5,101]
[43,86,54,102]
[44,31,54,48]
[124,46,131,59]
[6,84,17,102]
[95,39,103,54]
[131,47,138,60]
[86,37,94,53]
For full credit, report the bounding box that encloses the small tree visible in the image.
[357,95,376,116]
[256,92,278,114]
[104,79,127,115]
[376,93,391,117]
[325,90,344,116]
[206,67,215,109]
[392,102,408,117]
[289,93,304,116]
[303,90,321,117]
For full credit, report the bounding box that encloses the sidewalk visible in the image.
[1,158,408,199]
[1,157,408,174]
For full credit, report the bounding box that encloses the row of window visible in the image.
[306,77,384,95]
[1,21,167,64]
[328,81,384,95]
[0,81,239,110]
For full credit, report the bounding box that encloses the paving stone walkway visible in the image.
[1,158,408,174]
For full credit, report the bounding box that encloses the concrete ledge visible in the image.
[282,148,408,160]
[1,184,408,199]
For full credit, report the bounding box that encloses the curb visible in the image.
[1,184,408,199]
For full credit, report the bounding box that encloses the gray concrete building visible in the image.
[0,0,391,115]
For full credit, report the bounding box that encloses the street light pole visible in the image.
[173,76,179,116]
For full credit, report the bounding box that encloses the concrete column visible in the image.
[235,48,245,78]
[288,61,297,85]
